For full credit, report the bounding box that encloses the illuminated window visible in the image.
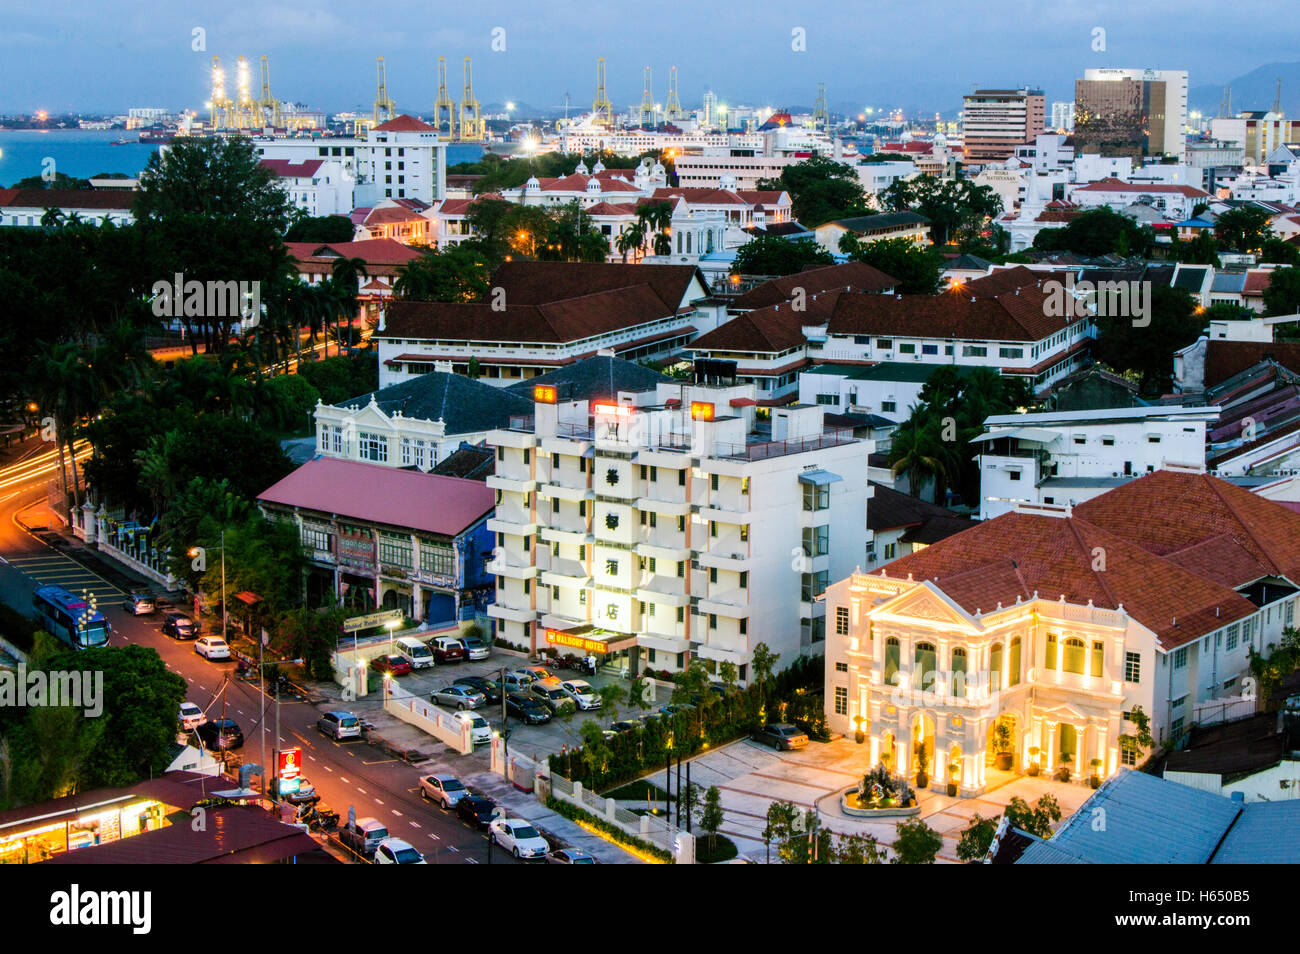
[1063,637,1086,674]
[835,606,849,635]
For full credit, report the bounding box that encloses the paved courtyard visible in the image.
[642,737,1095,863]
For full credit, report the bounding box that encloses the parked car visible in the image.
[752,722,809,751]
[431,635,466,664]
[431,685,486,710]
[370,653,412,677]
[454,675,502,704]
[559,679,601,710]
[270,777,319,805]
[178,701,206,731]
[123,591,155,615]
[608,720,641,734]
[162,612,198,640]
[506,691,552,724]
[489,818,549,859]
[548,847,597,864]
[658,703,695,718]
[317,710,362,740]
[195,718,243,751]
[522,665,555,683]
[374,837,426,864]
[529,679,571,712]
[394,636,435,670]
[452,710,491,746]
[456,795,497,828]
[461,635,491,660]
[419,773,468,809]
[339,817,389,857]
[193,636,230,660]
[503,671,536,692]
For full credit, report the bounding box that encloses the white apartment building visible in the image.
[674,150,800,190]
[822,468,1300,797]
[260,157,354,217]
[485,381,870,678]
[252,114,447,207]
[0,188,135,227]
[1067,177,1210,220]
[1050,101,1075,132]
[974,405,1218,520]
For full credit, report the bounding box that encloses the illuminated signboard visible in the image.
[533,384,557,404]
[278,747,302,783]
[546,628,611,655]
[690,401,715,421]
[593,402,631,418]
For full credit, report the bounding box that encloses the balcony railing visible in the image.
[714,429,855,462]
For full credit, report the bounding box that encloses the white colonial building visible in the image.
[485,379,870,677]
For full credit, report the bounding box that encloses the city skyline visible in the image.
[5,0,1298,117]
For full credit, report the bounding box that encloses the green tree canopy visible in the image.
[1214,206,1272,253]
[1092,285,1203,394]
[880,174,1001,246]
[1032,206,1154,257]
[731,235,834,276]
[284,214,357,244]
[757,155,870,227]
[840,235,942,293]
[394,244,494,302]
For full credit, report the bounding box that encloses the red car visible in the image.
[371,653,412,677]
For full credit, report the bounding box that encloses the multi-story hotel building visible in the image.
[485,378,869,678]
[823,468,1300,796]
[961,88,1046,163]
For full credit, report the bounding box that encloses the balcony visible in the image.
[485,556,537,580]
[541,557,592,589]
[711,429,856,462]
[487,474,537,494]
[487,602,536,624]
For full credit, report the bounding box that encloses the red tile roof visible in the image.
[286,238,424,267]
[1205,340,1300,388]
[1242,270,1273,297]
[584,201,637,216]
[689,292,840,354]
[258,457,494,537]
[880,470,1300,648]
[0,188,136,210]
[372,114,437,132]
[1073,177,1209,198]
[260,158,324,178]
[732,261,897,309]
[487,260,704,310]
[652,186,750,206]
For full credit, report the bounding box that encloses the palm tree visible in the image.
[889,413,956,504]
[636,201,674,256]
[615,222,645,263]
[29,344,95,517]
[328,257,369,356]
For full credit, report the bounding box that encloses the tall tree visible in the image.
[731,235,834,276]
[880,175,1001,246]
[757,155,869,227]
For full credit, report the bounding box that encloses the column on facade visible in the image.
[894,738,908,773]
[1074,725,1085,777]
[1096,722,1108,777]
[1046,720,1057,770]
[409,532,424,621]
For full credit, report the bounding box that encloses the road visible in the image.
[0,435,520,865]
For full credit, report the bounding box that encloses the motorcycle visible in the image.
[298,803,339,831]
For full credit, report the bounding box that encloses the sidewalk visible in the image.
[14,499,170,598]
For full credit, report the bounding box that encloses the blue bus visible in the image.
[32,585,111,650]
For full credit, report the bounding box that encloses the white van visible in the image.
[396,636,435,670]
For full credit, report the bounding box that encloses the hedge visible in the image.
[546,796,675,863]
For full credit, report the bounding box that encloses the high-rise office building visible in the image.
[703,89,718,128]
[1074,68,1188,159]
[961,88,1046,162]
[1050,101,1075,132]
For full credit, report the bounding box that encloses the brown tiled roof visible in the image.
[1205,340,1300,388]
[652,186,750,206]
[868,481,970,533]
[584,201,636,216]
[1243,270,1273,297]
[732,261,897,309]
[962,266,1072,298]
[689,294,837,354]
[488,260,704,311]
[285,238,424,267]
[826,282,1080,343]
[363,205,424,225]
[1074,176,1209,198]
[881,473,1273,649]
[372,114,437,132]
[0,188,136,210]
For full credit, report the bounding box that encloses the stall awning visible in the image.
[797,469,844,486]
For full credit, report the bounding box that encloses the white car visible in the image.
[560,679,602,710]
[194,636,231,660]
[178,701,206,731]
[374,837,426,865]
[453,710,491,746]
[489,817,549,859]
[419,773,468,809]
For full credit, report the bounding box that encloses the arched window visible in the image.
[1008,636,1022,686]
[1045,633,1058,670]
[990,642,1004,691]
[915,641,937,693]
[884,637,900,685]
[686,231,692,254]
[951,647,968,698]
[1063,637,1087,675]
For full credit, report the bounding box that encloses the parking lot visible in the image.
[343,645,674,770]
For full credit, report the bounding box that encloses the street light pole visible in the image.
[220,528,227,641]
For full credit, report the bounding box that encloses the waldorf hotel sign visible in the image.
[545,626,638,655]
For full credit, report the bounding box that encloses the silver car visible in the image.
[560,679,601,710]
[431,685,486,710]
[123,591,155,615]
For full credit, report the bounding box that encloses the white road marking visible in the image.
[464,858,478,864]
[428,833,440,841]
[448,845,459,853]
[409,822,421,829]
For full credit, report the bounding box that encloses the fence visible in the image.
[549,770,682,854]
[383,685,473,754]
[1192,693,1258,728]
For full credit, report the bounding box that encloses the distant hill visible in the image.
[1190,61,1300,117]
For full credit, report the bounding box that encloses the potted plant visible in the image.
[1027,746,1041,776]
[946,763,959,797]
[992,720,1014,771]
[1055,756,1072,782]
[1089,758,1103,789]
[853,716,866,745]
[914,742,930,790]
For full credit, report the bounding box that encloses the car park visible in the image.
[529,679,571,712]
[419,773,468,809]
[522,665,556,683]
[370,653,412,677]
[752,722,809,751]
[461,635,491,660]
[454,675,502,704]
[317,711,362,740]
[162,612,198,639]
[394,636,435,670]
[503,671,535,692]
[489,818,549,859]
[193,636,231,660]
[456,795,497,828]
[123,591,155,615]
[431,684,486,710]
[431,635,466,664]
[178,702,206,731]
[559,679,601,710]
[453,710,491,745]
[374,837,426,864]
[548,847,597,864]
[506,691,552,724]
[195,718,243,751]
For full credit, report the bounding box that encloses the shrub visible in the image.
[546,796,674,863]
[891,817,943,864]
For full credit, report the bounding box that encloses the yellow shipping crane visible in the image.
[640,66,655,127]
[459,57,484,142]
[665,66,683,122]
[592,57,613,126]
[433,56,457,140]
[208,56,234,129]
[234,56,256,128]
[373,56,396,125]
[258,55,281,129]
